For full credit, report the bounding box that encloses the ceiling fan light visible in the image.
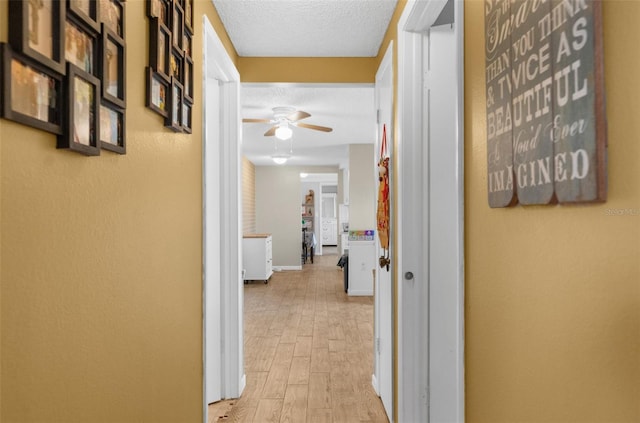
[275,124,292,140]
[272,155,289,165]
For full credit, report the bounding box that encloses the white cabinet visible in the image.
[348,240,375,296]
[321,218,337,245]
[242,234,273,283]
[341,233,349,255]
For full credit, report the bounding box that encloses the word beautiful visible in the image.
[484,0,605,205]
[486,0,588,140]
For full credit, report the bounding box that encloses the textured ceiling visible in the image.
[212,0,398,57]
[241,83,375,168]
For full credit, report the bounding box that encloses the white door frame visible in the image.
[374,42,394,420]
[202,16,245,421]
[396,1,465,422]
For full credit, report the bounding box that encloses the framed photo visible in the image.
[100,0,124,38]
[183,54,193,103]
[149,17,171,82]
[8,0,66,75]
[184,0,193,34]
[145,66,168,117]
[65,19,97,75]
[169,48,183,82]
[0,43,63,134]
[146,0,170,26]
[100,101,125,153]
[172,2,184,53]
[165,77,183,132]
[100,25,125,108]
[67,0,100,34]
[181,99,192,134]
[182,29,192,58]
[58,62,101,155]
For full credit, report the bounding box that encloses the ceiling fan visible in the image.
[242,106,333,139]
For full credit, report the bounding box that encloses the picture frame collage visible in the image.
[145,0,193,133]
[1,0,127,155]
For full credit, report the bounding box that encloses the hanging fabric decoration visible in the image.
[377,124,391,271]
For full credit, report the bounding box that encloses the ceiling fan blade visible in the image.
[286,111,311,122]
[296,122,333,133]
[243,118,272,123]
[264,126,277,136]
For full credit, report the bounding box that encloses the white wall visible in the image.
[255,166,301,268]
[349,144,375,230]
[255,166,338,268]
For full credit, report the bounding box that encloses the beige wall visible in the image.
[1,4,7,418]
[349,145,376,231]
[238,57,377,83]
[0,1,237,421]
[464,1,640,422]
[255,166,337,267]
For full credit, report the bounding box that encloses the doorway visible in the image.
[374,42,394,419]
[397,0,465,422]
[202,16,244,421]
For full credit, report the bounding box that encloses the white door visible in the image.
[204,77,222,405]
[397,1,465,422]
[321,193,337,245]
[374,43,394,420]
[427,19,464,423]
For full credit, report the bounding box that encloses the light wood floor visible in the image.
[209,253,389,423]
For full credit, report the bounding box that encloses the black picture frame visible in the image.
[183,54,193,104]
[145,66,169,117]
[0,43,63,135]
[171,2,184,53]
[8,0,66,75]
[100,0,125,39]
[181,99,192,134]
[169,48,183,81]
[182,29,192,58]
[165,76,183,132]
[100,24,125,108]
[149,17,171,83]
[99,100,125,153]
[58,62,101,155]
[65,18,98,75]
[183,0,194,35]
[67,0,100,35]
[146,0,170,26]
[146,0,193,130]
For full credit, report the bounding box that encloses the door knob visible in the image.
[404,271,414,280]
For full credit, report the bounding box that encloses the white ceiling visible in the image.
[241,83,375,168]
[212,0,398,57]
[211,0,398,167]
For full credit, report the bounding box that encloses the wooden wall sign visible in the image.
[484,0,607,207]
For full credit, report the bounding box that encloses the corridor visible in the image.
[209,254,388,422]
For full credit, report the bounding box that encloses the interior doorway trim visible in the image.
[396,0,465,421]
[202,16,245,422]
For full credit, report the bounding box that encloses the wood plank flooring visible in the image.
[209,254,389,423]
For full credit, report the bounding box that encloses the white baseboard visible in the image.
[348,290,373,296]
[273,265,302,272]
[372,374,379,395]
